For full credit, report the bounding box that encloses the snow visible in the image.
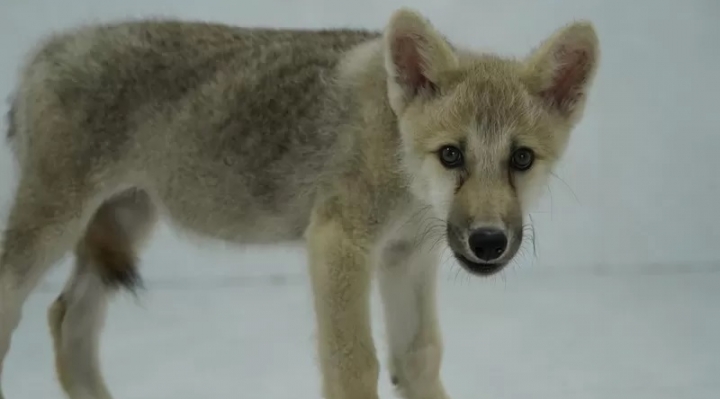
[1,0,719,398]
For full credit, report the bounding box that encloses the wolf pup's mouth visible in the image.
[453,252,506,276]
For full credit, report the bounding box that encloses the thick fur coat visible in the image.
[0,8,599,399]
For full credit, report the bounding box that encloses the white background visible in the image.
[1,1,719,398]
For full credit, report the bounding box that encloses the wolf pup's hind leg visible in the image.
[48,188,156,399]
[0,176,105,398]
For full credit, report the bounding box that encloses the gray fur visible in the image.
[9,21,381,243]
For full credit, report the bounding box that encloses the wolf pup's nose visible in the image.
[468,228,507,261]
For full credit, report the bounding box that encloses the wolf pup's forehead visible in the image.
[455,69,533,124]
[415,62,535,142]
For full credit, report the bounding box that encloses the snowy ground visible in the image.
[5,257,720,399]
[1,0,720,398]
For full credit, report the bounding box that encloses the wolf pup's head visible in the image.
[383,9,599,275]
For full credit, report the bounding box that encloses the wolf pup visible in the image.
[0,7,599,399]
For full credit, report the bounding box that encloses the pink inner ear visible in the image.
[541,45,591,112]
[392,35,431,94]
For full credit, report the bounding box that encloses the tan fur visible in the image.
[0,8,599,399]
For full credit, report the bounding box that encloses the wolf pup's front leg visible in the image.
[378,240,449,399]
[306,210,379,399]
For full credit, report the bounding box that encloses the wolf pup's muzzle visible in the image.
[446,224,521,275]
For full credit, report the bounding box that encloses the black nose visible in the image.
[468,228,508,261]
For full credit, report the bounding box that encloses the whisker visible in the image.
[550,171,580,204]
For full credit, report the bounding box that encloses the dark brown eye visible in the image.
[510,147,534,171]
[439,146,463,168]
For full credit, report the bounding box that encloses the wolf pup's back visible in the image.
[7,21,382,242]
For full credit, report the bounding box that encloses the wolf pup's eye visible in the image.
[510,147,534,171]
[439,146,463,168]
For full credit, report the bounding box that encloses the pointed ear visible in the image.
[383,8,458,114]
[523,21,600,122]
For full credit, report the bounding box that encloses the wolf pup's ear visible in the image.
[384,8,458,115]
[523,21,600,123]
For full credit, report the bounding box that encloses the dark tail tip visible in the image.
[91,246,144,294]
